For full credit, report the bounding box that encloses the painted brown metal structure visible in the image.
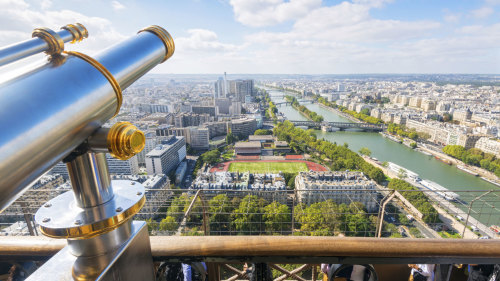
[1,236,500,264]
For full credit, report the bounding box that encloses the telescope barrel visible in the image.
[0,25,174,211]
[0,23,89,67]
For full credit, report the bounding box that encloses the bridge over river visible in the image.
[290,120,385,132]
[274,100,315,106]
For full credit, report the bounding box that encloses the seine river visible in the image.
[268,88,500,227]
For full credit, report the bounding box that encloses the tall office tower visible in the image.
[145,136,186,175]
[214,77,224,99]
[186,127,210,150]
[228,80,254,102]
[223,72,227,98]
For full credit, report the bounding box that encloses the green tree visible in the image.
[201,149,221,165]
[145,218,158,233]
[263,201,291,234]
[232,195,267,234]
[254,129,272,135]
[159,216,178,232]
[209,194,233,234]
[167,194,190,220]
[410,142,417,149]
[397,168,407,179]
[358,147,372,157]
[408,132,418,140]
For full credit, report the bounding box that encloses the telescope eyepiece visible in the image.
[139,25,175,62]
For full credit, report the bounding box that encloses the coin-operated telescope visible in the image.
[0,23,174,280]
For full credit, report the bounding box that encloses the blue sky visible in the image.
[0,0,498,74]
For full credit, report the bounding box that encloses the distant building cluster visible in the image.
[192,171,286,200]
[266,79,500,155]
[295,171,378,212]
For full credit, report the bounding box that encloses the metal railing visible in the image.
[2,187,500,280]
[3,187,500,239]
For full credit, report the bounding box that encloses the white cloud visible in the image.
[229,0,322,27]
[40,0,52,10]
[175,29,240,53]
[352,0,393,8]
[485,0,500,5]
[470,6,494,19]
[111,1,125,11]
[221,0,497,74]
[0,0,126,54]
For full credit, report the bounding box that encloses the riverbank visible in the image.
[380,129,500,185]
[318,103,362,123]
[362,156,480,239]
[417,145,500,184]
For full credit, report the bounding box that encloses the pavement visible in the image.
[363,156,492,239]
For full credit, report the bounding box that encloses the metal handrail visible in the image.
[2,236,500,264]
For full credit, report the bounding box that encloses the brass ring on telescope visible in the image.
[138,25,175,63]
[107,122,145,160]
[61,23,88,43]
[32,27,64,55]
[64,51,122,117]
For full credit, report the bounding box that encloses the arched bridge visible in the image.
[274,100,315,106]
[290,120,385,132]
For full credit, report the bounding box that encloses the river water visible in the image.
[268,88,500,227]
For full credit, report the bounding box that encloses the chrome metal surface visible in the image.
[95,31,167,89]
[67,152,113,208]
[87,127,110,153]
[25,221,155,281]
[0,29,78,67]
[0,26,173,212]
[67,221,132,257]
[34,180,145,238]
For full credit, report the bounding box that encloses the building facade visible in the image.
[295,171,378,212]
[146,136,186,175]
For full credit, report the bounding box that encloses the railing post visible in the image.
[312,264,317,281]
[207,262,220,281]
[376,190,395,238]
[199,190,209,235]
[462,191,492,238]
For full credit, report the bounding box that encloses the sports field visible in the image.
[228,161,308,173]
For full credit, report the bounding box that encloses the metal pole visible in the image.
[66,152,113,208]
[462,191,491,238]
[376,191,395,238]
[0,23,88,67]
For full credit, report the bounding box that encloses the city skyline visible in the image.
[0,0,499,74]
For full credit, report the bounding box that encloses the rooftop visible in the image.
[234,141,261,148]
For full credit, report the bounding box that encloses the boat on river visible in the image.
[420,179,460,201]
[387,162,420,182]
[435,156,452,165]
[457,165,479,177]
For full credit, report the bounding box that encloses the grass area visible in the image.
[438,231,462,239]
[228,162,308,173]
